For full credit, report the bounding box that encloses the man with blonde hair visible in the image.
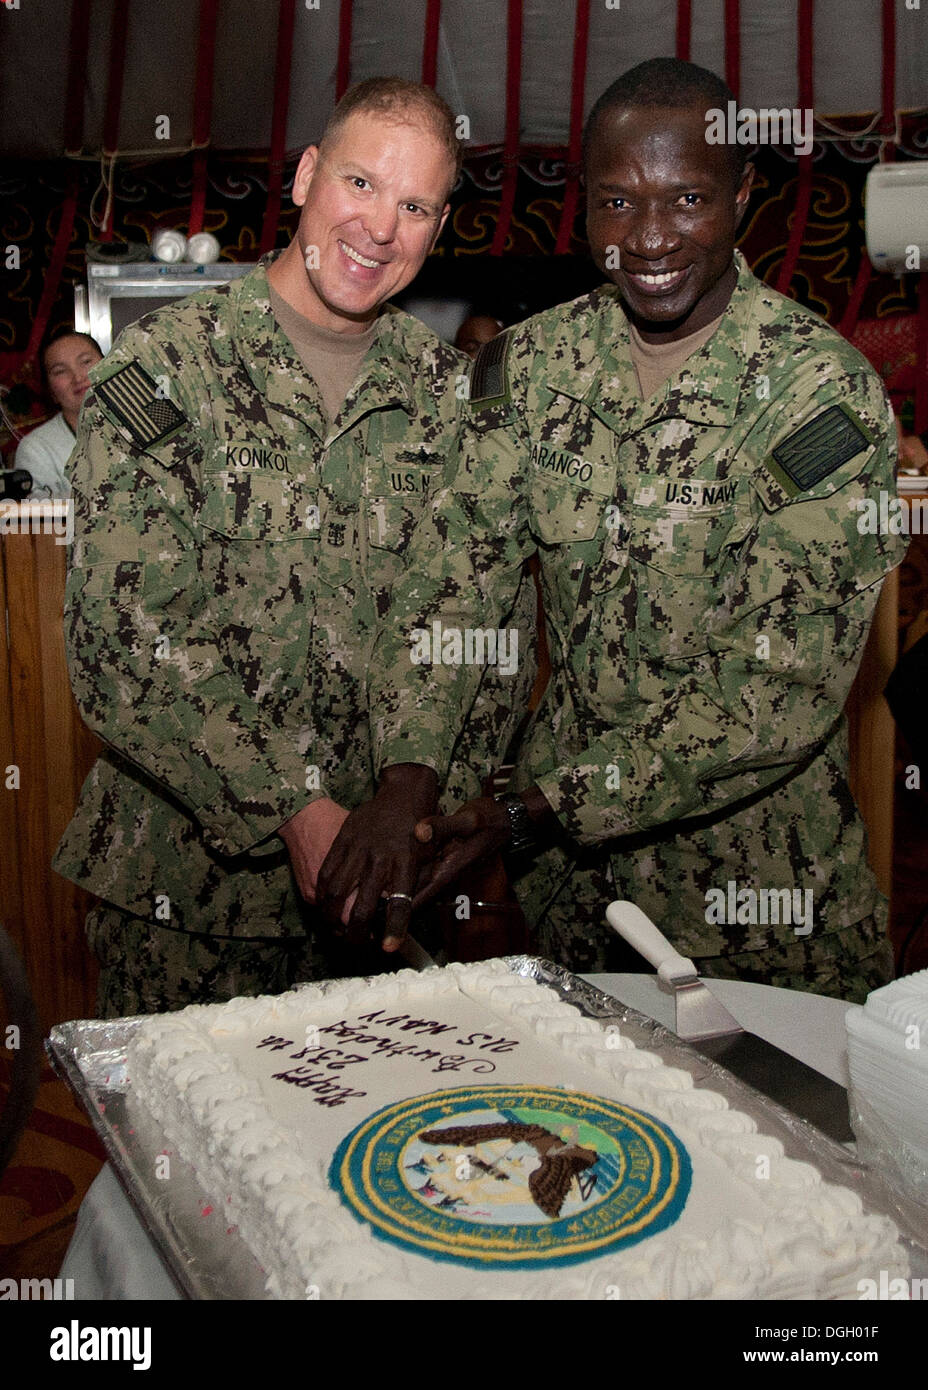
[56,78,533,1015]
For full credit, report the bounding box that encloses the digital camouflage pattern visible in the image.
[55,255,535,1012]
[85,905,329,1017]
[84,903,411,1017]
[371,251,906,997]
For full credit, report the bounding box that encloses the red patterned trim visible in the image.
[676,0,691,60]
[259,0,297,256]
[555,0,591,255]
[189,0,220,237]
[25,168,80,373]
[336,0,354,102]
[775,1,814,297]
[724,0,740,99]
[798,0,814,107]
[422,0,441,87]
[96,1,131,240]
[102,0,129,158]
[491,0,524,257]
[881,0,896,147]
[63,0,91,156]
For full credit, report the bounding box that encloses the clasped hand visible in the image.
[315,766,512,951]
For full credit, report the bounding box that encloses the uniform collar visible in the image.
[231,255,415,440]
[336,304,416,436]
[545,250,758,435]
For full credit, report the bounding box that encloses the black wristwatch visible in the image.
[495,792,536,855]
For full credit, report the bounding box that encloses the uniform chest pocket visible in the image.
[529,477,631,686]
[630,503,754,659]
[530,474,629,596]
[630,504,751,575]
[199,471,320,541]
[367,495,426,554]
[195,473,321,650]
[367,444,443,553]
[531,475,602,544]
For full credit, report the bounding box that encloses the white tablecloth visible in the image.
[590,973,853,1086]
[58,973,854,1300]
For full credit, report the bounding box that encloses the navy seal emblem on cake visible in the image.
[329,1084,691,1268]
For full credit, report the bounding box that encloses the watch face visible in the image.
[500,796,534,853]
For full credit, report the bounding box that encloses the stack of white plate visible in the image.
[846,967,928,1202]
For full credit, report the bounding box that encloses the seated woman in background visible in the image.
[14,328,103,500]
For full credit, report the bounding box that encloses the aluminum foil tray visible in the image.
[46,957,928,1300]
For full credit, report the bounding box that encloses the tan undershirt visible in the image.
[269,286,379,425]
[629,310,726,401]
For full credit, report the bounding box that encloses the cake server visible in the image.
[605,900,854,1143]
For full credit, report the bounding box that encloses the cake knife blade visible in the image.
[397,934,438,971]
[605,901,854,1143]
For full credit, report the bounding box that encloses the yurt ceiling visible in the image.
[1,0,926,162]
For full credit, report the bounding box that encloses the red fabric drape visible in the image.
[837,255,873,342]
[675,0,691,61]
[724,0,740,98]
[188,0,220,238]
[21,0,91,380]
[336,0,354,101]
[422,0,441,88]
[101,1,129,157]
[491,0,523,257]
[259,0,297,256]
[775,157,813,297]
[63,0,90,155]
[916,278,928,436]
[24,169,81,369]
[797,0,814,108]
[775,0,814,297]
[881,0,896,148]
[189,151,210,240]
[554,0,591,255]
[96,0,130,240]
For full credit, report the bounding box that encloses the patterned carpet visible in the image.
[0,1055,104,1281]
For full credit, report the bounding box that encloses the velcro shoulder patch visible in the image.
[469,330,512,408]
[767,402,873,498]
[94,361,187,449]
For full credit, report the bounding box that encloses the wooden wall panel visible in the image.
[1,508,100,1034]
[0,537,25,962]
[5,529,55,1012]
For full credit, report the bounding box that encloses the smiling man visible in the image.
[54,79,533,1016]
[324,58,906,1001]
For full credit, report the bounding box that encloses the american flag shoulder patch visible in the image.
[767,403,873,498]
[94,361,187,449]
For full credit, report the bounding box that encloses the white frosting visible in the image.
[127,960,908,1299]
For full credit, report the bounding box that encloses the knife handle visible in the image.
[605,901,699,987]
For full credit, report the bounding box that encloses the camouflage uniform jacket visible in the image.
[371,252,907,957]
[54,257,529,937]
